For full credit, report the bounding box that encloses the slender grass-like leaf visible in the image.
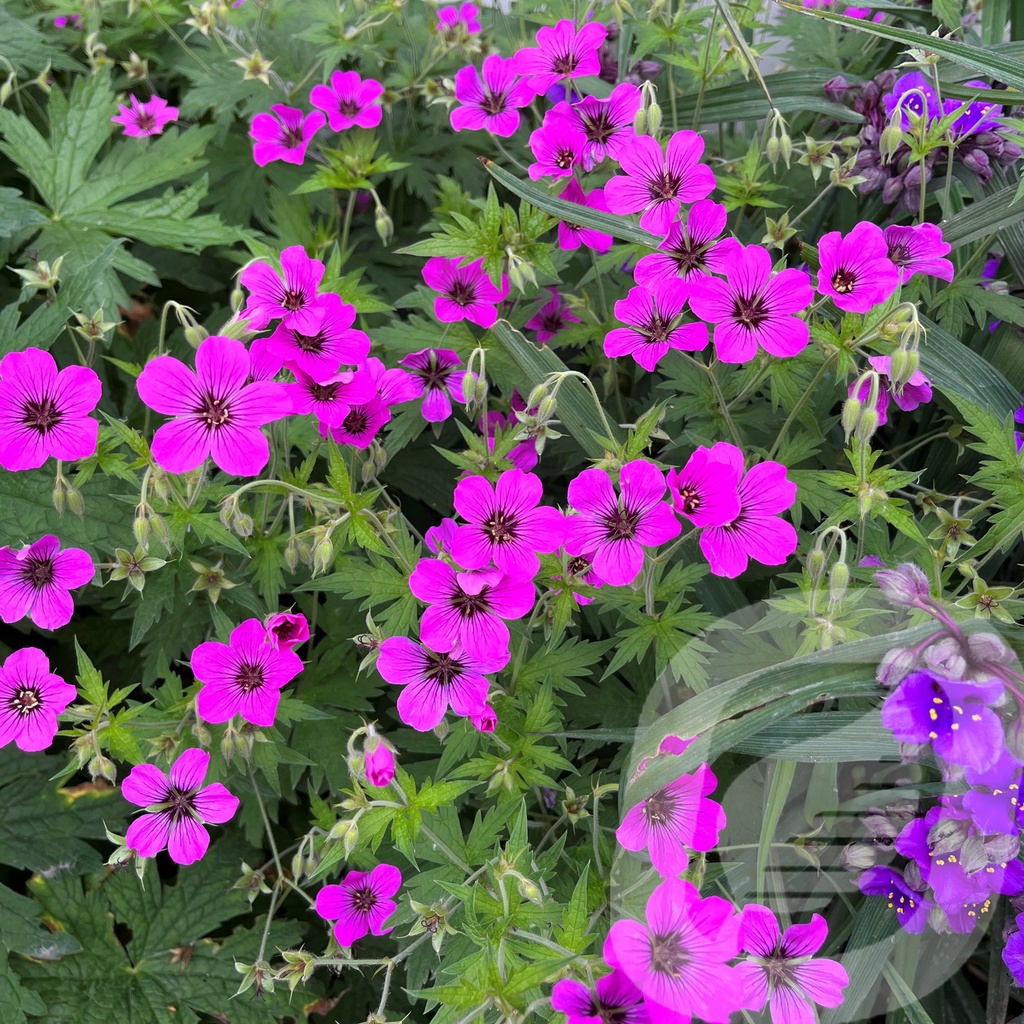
[942,184,1024,248]
[756,759,796,902]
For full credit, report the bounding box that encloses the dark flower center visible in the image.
[273,621,302,643]
[541,312,566,332]
[198,394,232,429]
[483,512,518,544]
[338,99,360,116]
[650,171,682,201]
[281,288,305,311]
[602,507,641,540]
[235,662,265,692]
[9,687,41,717]
[22,397,63,435]
[310,382,341,403]
[887,242,911,266]
[425,651,462,687]
[418,363,454,390]
[451,586,491,618]
[344,407,369,435]
[135,112,156,132]
[644,786,677,825]
[649,932,690,976]
[282,125,305,148]
[640,314,673,345]
[551,51,578,75]
[351,886,378,914]
[447,278,477,308]
[671,239,709,274]
[732,294,770,330]
[676,486,701,514]
[481,92,508,116]
[583,109,615,144]
[22,555,55,589]
[831,268,857,294]
[554,146,576,169]
[293,330,325,353]
[167,786,197,822]
[567,556,591,575]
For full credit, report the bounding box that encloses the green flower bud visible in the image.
[841,395,862,441]
[526,385,548,410]
[828,561,849,605]
[888,348,919,390]
[89,754,117,784]
[183,325,208,348]
[646,102,662,136]
[855,408,879,444]
[633,106,648,135]
[374,204,394,244]
[807,547,826,581]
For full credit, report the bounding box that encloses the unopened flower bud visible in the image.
[840,842,878,871]
[230,286,245,313]
[828,561,849,605]
[149,513,171,549]
[192,721,213,746]
[807,548,826,581]
[311,531,334,576]
[876,646,918,688]
[0,72,15,106]
[362,730,396,787]
[526,384,548,410]
[879,121,904,163]
[52,483,66,516]
[89,754,117,784]
[232,511,254,538]
[854,408,878,444]
[515,875,543,904]
[646,102,662,136]
[766,134,781,168]
[133,512,151,548]
[633,106,648,135]
[536,395,557,422]
[374,204,394,244]
[841,395,862,441]
[183,325,207,348]
[875,563,930,607]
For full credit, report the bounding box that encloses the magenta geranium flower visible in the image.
[408,560,535,661]
[363,356,421,408]
[137,335,291,476]
[191,618,305,727]
[0,648,76,752]
[883,223,955,284]
[605,280,708,372]
[604,131,716,236]
[514,19,606,95]
[736,906,849,1023]
[817,222,900,313]
[377,636,505,731]
[605,878,744,1022]
[247,336,284,382]
[437,3,481,37]
[527,117,587,180]
[0,535,94,631]
[0,348,100,471]
[483,407,539,472]
[616,764,726,877]
[551,971,650,1024]
[697,442,798,578]
[111,94,179,137]
[400,348,470,422]
[267,292,370,381]
[557,179,614,253]
[451,468,565,578]
[549,83,641,168]
[363,730,396,787]
[666,445,742,528]
[849,354,933,426]
[250,104,325,166]
[240,245,326,334]
[565,461,681,587]
[450,54,533,137]
[315,864,402,947]
[122,748,239,866]
[688,244,813,363]
[310,71,383,132]
[524,288,581,343]
[422,257,508,329]
[320,397,392,449]
[265,611,309,650]
[634,200,739,287]
[287,368,376,427]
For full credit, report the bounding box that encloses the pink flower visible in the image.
[697,442,798,578]
[688,244,813,363]
[247,336,284,382]
[0,348,100,471]
[551,972,650,1024]
[817,222,900,313]
[111,94,178,137]
[0,535,93,631]
[604,131,716,236]
[191,618,305,727]
[634,200,739,287]
[666,446,742,528]
[557,180,613,253]
[565,461,681,587]
[319,398,392,449]
[549,83,641,168]
[605,280,708,372]
[0,648,76,752]
[736,906,850,1024]
[315,864,402,946]
[137,335,292,476]
[310,71,384,132]
[422,257,508,328]
[122,748,239,866]
[450,55,533,137]
[249,104,326,166]
[883,223,954,284]
[514,19,607,96]
[363,356,421,408]
[524,288,581,343]
[527,117,587,180]
[240,245,326,334]
[400,348,470,422]
[452,468,565,578]
[425,518,460,555]
[267,292,370,381]
[437,3,482,36]
[409,559,535,661]
[605,878,744,1022]
[617,764,726,877]
[265,612,309,650]
[849,354,933,426]
[471,705,497,732]
[287,368,376,427]
[377,636,504,731]
[363,730,396,786]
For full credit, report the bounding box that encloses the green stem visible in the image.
[249,765,283,882]
[340,190,357,256]
[767,352,837,461]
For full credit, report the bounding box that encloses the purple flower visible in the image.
[963,748,1023,835]
[363,730,396,786]
[634,200,739,287]
[604,280,708,372]
[616,764,726,877]
[267,292,370,381]
[1005,915,1024,984]
[436,3,482,37]
[137,335,292,476]
[422,257,509,329]
[320,397,392,449]
[817,222,900,312]
[287,368,375,426]
[191,618,305,727]
[604,131,716,237]
[451,468,565,578]
[944,81,1003,137]
[315,864,402,947]
[548,83,641,167]
[697,443,798,579]
[0,648,76,752]
[408,560,535,661]
[514,19,607,96]
[523,288,581,343]
[557,180,613,253]
[849,354,933,426]
[249,104,326,166]
[400,347,470,422]
[565,461,681,587]
[604,878,744,1022]
[310,71,383,131]
[240,245,326,334]
[111,94,178,137]
[265,612,309,651]
[450,55,533,137]
[688,244,813,363]
[857,865,932,933]
[883,223,954,284]
[377,637,504,731]
[883,72,941,128]
[122,748,239,866]
[0,348,101,470]
[0,535,94,631]
[666,445,742,528]
[527,117,587,180]
[880,670,1005,772]
[551,971,650,1024]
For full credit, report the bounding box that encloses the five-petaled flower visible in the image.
[0,534,94,631]
[551,971,650,1024]
[112,94,179,136]
[450,54,533,137]
[514,19,607,95]
[240,245,327,334]
[605,279,708,371]
[400,347,472,422]
[249,104,326,166]
[267,292,370,381]
[523,288,582,343]
[817,221,900,313]
[315,864,402,947]
[0,648,76,752]
[883,222,955,284]
[422,257,509,329]
[310,71,384,132]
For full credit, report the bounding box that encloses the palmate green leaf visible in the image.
[0,187,48,239]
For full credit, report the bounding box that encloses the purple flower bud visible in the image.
[967,630,1015,665]
[877,646,919,688]
[921,636,967,680]
[986,832,1021,865]
[875,563,930,607]
[926,813,970,855]
[824,75,850,103]
[841,842,878,870]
